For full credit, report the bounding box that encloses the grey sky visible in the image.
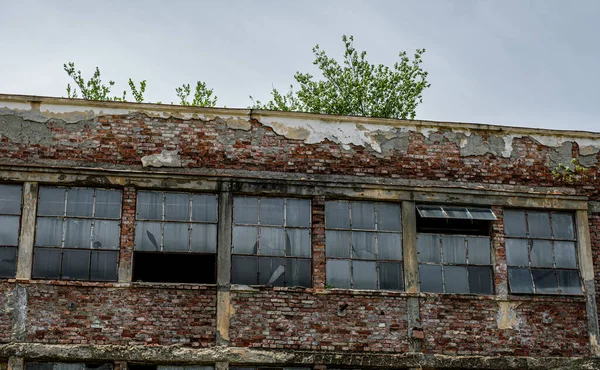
[1,0,599,131]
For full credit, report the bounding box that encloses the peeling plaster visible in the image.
[141,150,182,168]
[497,301,522,330]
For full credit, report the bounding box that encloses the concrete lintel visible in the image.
[16,182,38,280]
[215,362,228,370]
[216,185,233,346]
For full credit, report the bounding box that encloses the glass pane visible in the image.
[468,266,493,294]
[505,238,528,266]
[163,222,189,252]
[467,208,497,220]
[442,235,466,264]
[90,250,118,281]
[284,258,311,287]
[164,193,190,221]
[419,264,443,292]
[444,207,470,219]
[35,217,63,247]
[192,194,217,222]
[353,260,377,289]
[557,269,582,295]
[38,187,66,216]
[508,267,533,293]
[351,231,376,260]
[92,220,120,250]
[351,202,375,230]
[260,198,284,226]
[417,205,445,218]
[531,240,553,267]
[286,199,311,227]
[134,221,162,251]
[232,226,258,254]
[64,219,92,248]
[32,248,62,279]
[231,255,258,285]
[467,236,491,265]
[234,197,258,224]
[554,241,577,269]
[0,246,17,278]
[503,210,527,237]
[325,230,350,258]
[259,257,285,286]
[286,228,310,257]
[190,224,217,253]
[66,188,94,217]
[325,201,349,229]
[94,189,122,219]
[528,212,551,238]
[0,215,19,245]
[62,249,91,280]
[260,227,285,256]
[379,262,403,291]
[444,265,469,293]
[137,191,163,220]
[0,184,22,215]
[417,234,441,263]
[326,259,351,288]
[532,269,558,294]
[552,213,575,240]
[376,204,401,231]
[378,233,402,260]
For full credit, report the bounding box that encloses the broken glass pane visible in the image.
[284,258,311,287]
[552,213,575,240]
[0,215,19,245]
[325,201,350,229]
[94,189,122,219]
[260,198,284,226]
[64,219,92,249]
[376,203,401,231]
[0,246,17,278]
[444,265,469,293]
[234,197,258,224]
[285,198,311,227]
[32,248,61,279]
[35,217,63,247]
[232,226,258,254]
[137,191,163,220]
[351,202,375,230]
[259,257,285,286]
[442,235,466,264]
[163,222,190,252]
[416,205,445,218]
[554,241,577,269]
[192,194,217,222]
[467,208,497,220]
[528,212,551,238]
[379,262,403,290]
[530,239,553,267]
[164,193,190,221]
[232,255,258,285]
[351,231,376,260]
[90,250,118,281]
[417,234,441,263]
[286,228,310,257]
[66,188,94,217]
[326,259,351,288]
[134,221,162,251]
[444,207,470,219]
[532,269,558,294]
[260,227,285,256]
[325,230,350,258]
[62,249,91,280]
[190,223,217,253]
[503,210,527,237]
[0,184,22,215]
[557,269,582,295]
[419,264,443,293]
[468,266,493,294]
[378,233,402,260]
[505,238,528,266]
[38,187,66,216]
[352,260,377,289]
[508,267,533,293]
[92,220,120,250]
[467,236,491,265]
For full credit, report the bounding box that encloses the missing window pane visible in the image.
[133,252,215,283]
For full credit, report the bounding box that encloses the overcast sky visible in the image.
[1,0,599,132]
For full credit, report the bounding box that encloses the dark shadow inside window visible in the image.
[417,214,491,236]
[133,252,216,284]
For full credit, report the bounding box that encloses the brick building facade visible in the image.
[0,94,599,369]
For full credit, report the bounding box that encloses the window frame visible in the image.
[0,183,23,279]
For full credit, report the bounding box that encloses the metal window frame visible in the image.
[416,205,497,220]
[0,184,23,279]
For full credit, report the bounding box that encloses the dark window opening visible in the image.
[417,214,491,236]
[133,252,216,284]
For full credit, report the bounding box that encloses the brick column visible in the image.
[312,196,326,290]
[491,206,508,297]
[118,186,136,283]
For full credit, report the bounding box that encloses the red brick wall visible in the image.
[0,282,14,343]
[230,288,409,352]
[590,212,600,316]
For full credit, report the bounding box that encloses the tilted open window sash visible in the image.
[416,205,497,220]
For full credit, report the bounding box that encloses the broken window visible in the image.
[325,201,403,290]
[133,191,217,283]
[232,197,311,287]
[33,187,121,281]
[504,210,582,295]
[25,363,113,370]
[0,184,22,278]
